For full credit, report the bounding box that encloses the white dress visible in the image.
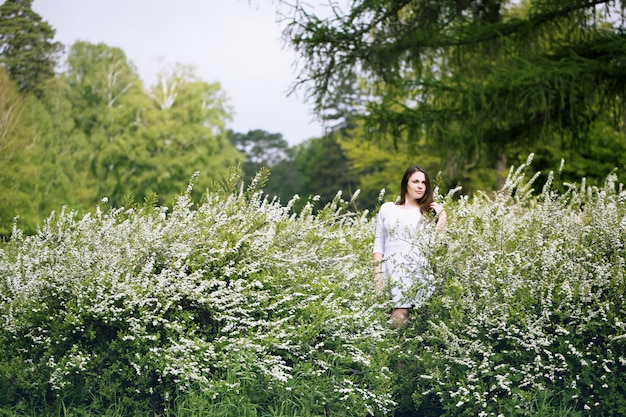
[373,202,434,308]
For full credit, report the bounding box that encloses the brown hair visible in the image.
[396,165,434,217]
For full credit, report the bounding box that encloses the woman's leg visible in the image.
[390,308,409,329]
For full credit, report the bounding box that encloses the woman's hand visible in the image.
[430,202,444,216]
[430,202,447,232]
[374,274,384,295]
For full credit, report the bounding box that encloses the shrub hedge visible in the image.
[1,158,625,416]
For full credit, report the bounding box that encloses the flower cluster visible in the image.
[0,170,394,416]
[2,159,624,416]
[403,156,626,416]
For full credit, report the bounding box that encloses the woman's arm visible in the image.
[373,252,384,294]
[372,204,387,295]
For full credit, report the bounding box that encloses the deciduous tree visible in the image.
[62,44,242,206]
[0,68,90,236]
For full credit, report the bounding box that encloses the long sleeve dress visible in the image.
[373,202,434,308]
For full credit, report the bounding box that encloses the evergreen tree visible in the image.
[294,134,358,209]
[227,129,289,179]
[283,0,626,189]
[0,0,62,97]
[227,129,305,205]
[263,156,304,204]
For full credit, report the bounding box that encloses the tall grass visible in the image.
[1,158,624,416]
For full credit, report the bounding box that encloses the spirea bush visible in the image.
[400,156,626,417]
[0,169,396,416]
[2,159,625,417]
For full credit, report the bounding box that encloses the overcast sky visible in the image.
[31,0,328,145]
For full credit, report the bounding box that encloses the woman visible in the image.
[372,165,446,328]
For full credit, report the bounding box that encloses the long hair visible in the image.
[396,165,434,217]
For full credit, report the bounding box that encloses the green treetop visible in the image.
[283,0,626,187]
[0,0,62,97]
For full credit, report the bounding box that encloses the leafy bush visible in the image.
[400,156,626,417]
[0,168,395,416]
[1,157,625,417]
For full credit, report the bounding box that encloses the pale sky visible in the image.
[30,0,328,145]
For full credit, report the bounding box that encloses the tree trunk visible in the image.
[495,150,507,189]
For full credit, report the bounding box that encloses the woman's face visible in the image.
[405,171,427,201]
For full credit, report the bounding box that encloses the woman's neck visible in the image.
[400,199,421,209]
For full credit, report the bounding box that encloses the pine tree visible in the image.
[0,0,63,97]
[284,0,626,188]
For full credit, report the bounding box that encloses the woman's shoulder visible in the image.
[379,201,399,213]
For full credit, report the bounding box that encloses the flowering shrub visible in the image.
[1,158,625,417]
[0,169,395,416]
[400,156,626,417]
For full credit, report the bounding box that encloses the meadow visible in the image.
[1,157,624,416]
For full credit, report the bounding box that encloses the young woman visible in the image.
[372,165,446,328]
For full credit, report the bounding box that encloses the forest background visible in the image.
[1,0,626,237]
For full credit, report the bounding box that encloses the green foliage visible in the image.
[0,0,63,97]
[66,42,241,205]
[293,134,359,211]
[0,68,39,236]
[0,68,92,237]
[2,151,626,416]
[227,129,289,171]
[283,0,626,190]
[0,40,241,235]
[0,170,395,416]
[338,118,442,210]
[226,129,302,205]
[262,157,304,206]
[396,155,626,416]
[63,43,242,207]
[527,112,626,191]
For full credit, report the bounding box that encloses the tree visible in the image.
[62,44,242,206]
[0,66,91,236]
[262,156,304,204]
[0,0,62,97]
[227,129,290,178]
[61,41,152,203]
[0,67,38,235]
[294,134,358,209]
[227,129,303,203]
[283,0,626,189]
[227,129,289,166]
[38,74,96,208]
[136,65,242,204]
[63,41,146,136]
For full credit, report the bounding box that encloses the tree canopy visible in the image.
[283,0,626,187]
[0,40,242,236]
[0,0,62,97]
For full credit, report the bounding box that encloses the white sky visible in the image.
[30,0,328,145]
